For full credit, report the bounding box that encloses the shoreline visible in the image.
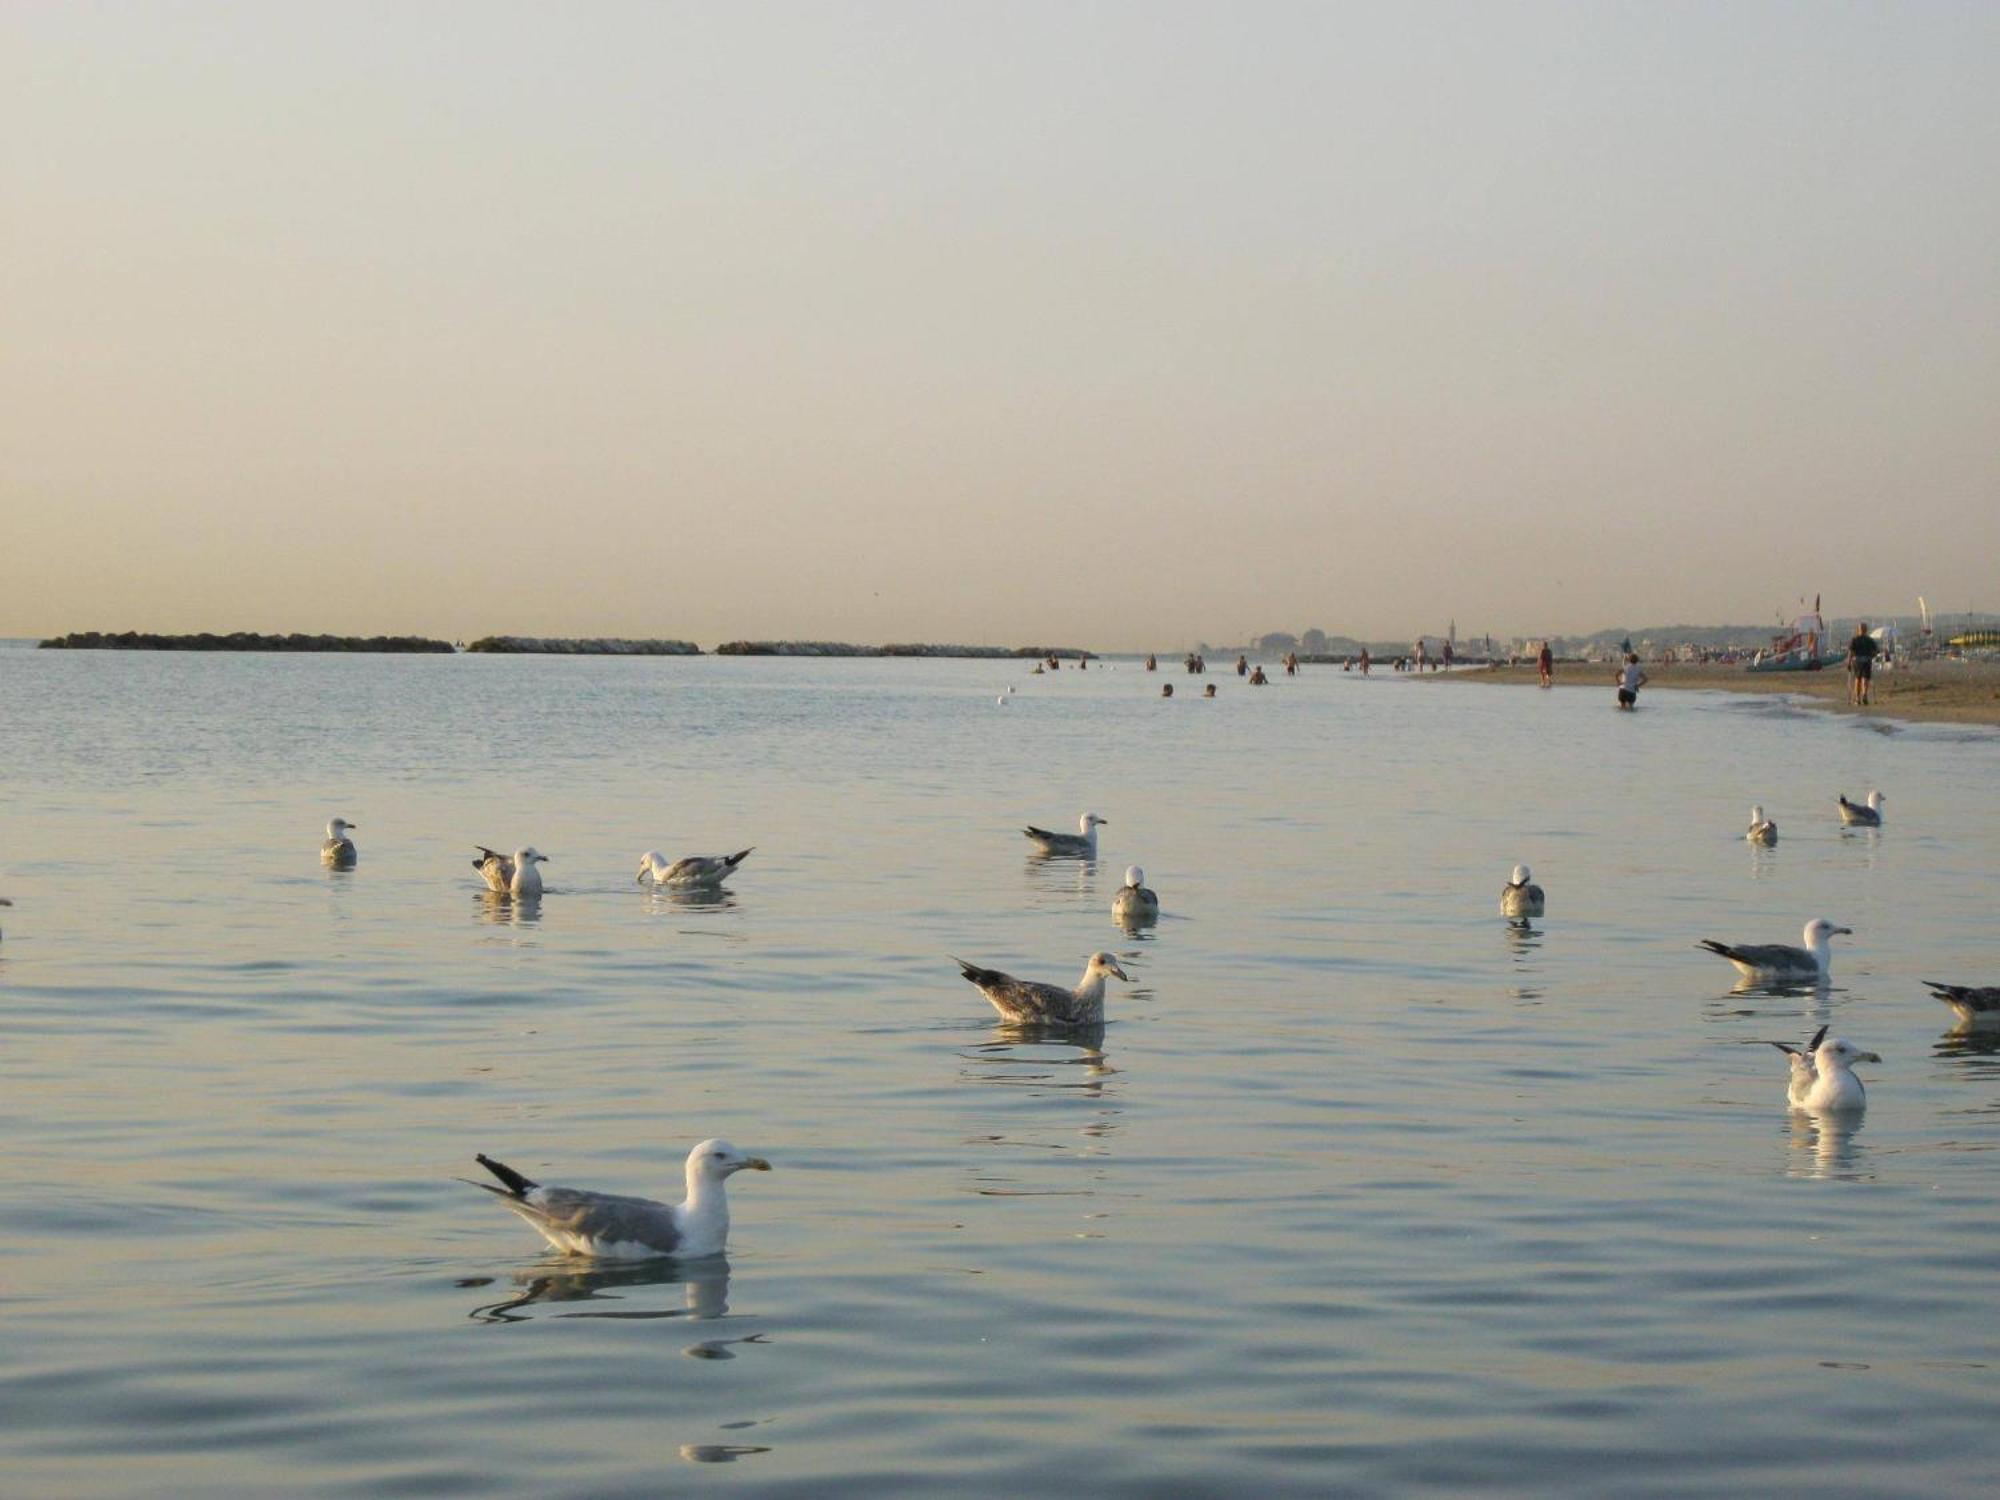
[1437,658,2000,727]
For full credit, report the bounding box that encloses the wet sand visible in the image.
[1442,657,2000,727]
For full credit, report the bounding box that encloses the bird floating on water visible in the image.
[1023,812,1106,858]
[637,848,753,888]
[0,896,11,942]
[475,846,548,898]
[953,952,1129,1027]
[1837,791,1884,827]
[321,817,358,866]
[1780,1034,1879,1113]
[1767,1025,1828,1108]
[1924,982,2000,1028]
[469,1139,771,1260]
[1698,917,1849,981]
[1112,865,1159,924]
[1745,805,1777,845]
[1499,864,1544,920]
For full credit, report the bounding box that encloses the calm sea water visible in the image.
[1,648,1997,1498]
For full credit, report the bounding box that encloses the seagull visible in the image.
[1924,982,2000,1028]
[636,848,753,888]
[1112,865,1159,923]
[1767,1025,1829,1107]
[1023,812,1106,858]
[1788,1035,1880,1113]
[321,817,358,865]
[475,846,548,898]
[0,896,11,941]
[469,1139,771,1260]
[953,952,1129,1026]
[1745,805,1777,845]
[1837,790,1884,827]
[1499,864,1544,919]
[1698,918,1850,981]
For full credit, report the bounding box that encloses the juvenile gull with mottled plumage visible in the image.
[1499,864,1544,920]
[954,952,1128,1026]
[321,817,358,865]
[469,1138,771,1260]
[475,846,547,898]
[1925,982,2000,1028]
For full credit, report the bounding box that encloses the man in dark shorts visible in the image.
[1537,641,1554,688]
[1847,623,1878,705]
[1615,653,1647,709]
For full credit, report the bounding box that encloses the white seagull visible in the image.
[1112,865,1159,923]
[953,952,1129,1027]
[469,1139,771,1260]
[1924,982,2000,1028]
[321,817,358,865]
[1787,1035,1879,1113]
[1499,864,1545,920]
[1023,812,1107,858]
[1837,790,1884,827]
[475,846,548,898]
[0,896,11,941]
[1745,805,1778,845]
[1767,1025,1828,1107]
[637,848,753,888]
[1698,918,1850,981]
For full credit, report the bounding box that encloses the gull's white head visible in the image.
[1867,790,1885,810]
[687,1137,773,1181]
[327,817,356,839]
[1510,864,1532,886]
[1749,805,1766,825]
[1124,865,1145,889]
[636,850,666,881]
[1086,951,1131,982]
[1080,813,1107,834]
[516,847,549,864]
[1814,1036,1881,1069]
[1804,917,1852,949]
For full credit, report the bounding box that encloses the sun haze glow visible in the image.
[5,3,1996,647]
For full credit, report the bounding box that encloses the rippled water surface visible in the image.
[2,649,1997,1497]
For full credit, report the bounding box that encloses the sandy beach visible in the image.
[1441,656,2000,726]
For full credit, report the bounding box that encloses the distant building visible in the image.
[1255,631,1298,654]
[1301,628,1328,654]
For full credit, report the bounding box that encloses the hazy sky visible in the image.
[6,3,1996,647]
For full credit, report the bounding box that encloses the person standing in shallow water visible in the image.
[1615,652,1647,710]
[1537,641,1554,688]
[1846,622,1878,706]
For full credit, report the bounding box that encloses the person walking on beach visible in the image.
[1615,653,1647,710]
[1537,641,1553,688]
[1846,622,1878,706]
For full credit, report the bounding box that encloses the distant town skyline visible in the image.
[6,4,1997,650]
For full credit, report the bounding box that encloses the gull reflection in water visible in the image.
[643,884,738,912]
[1932,1025,2000,1062]
[1787,1110,1870,1181]
[963,1023,1115,1095]
[680,1443,773,1464]
[1024,851,1098,904]
[473,891,542,928]
[462,1255,733,1328]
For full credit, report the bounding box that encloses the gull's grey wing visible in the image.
[505,1186,683,1254]
[474,848,514,890]
[322,837,356,861]
[1699,940,1811,971]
